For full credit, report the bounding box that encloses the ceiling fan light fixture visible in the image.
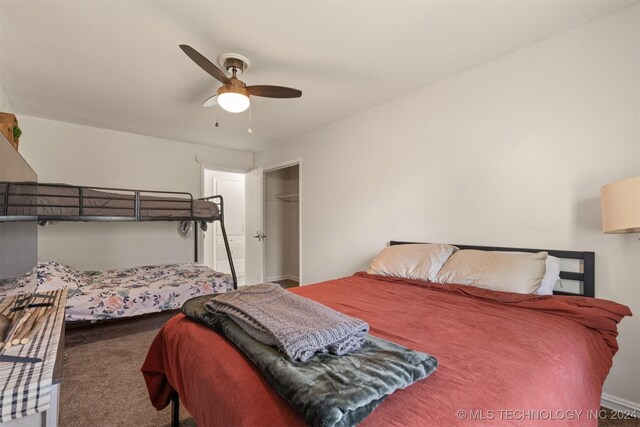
[180,46,301,121]
[217,85,250,113]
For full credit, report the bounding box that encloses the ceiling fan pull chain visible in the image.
[215,104,220,128]
[248,104,253,134]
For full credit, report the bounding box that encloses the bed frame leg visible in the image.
[171,391,180,427]
[193,220,198,263]
[220,219,238,289]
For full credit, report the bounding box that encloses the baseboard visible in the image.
[601,392,640,412]
[266,275,299,283]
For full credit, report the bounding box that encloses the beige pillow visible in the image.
[367,244,458,282]
[435,250,547,294]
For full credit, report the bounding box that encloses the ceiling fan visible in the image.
[180,45,302,114]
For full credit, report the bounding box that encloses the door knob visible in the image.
[252,230,266,242]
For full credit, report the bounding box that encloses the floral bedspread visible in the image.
[0,271,33,298]
[36,261,234,322]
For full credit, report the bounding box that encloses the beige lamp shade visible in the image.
[601,176,640,233]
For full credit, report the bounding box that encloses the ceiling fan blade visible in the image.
[179,45,230,84]
[202,94,218,107]
[247,85,302,99]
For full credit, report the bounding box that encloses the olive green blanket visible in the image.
[182,295,438,427]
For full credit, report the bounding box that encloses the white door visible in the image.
[216,179,245,236]
[245,167,264,285]
[203,170,246,286]
[212,176,245,286]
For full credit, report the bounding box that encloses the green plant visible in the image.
[12,125,21,140]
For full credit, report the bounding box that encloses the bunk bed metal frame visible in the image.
[0,182,238,289]
[0,181,37,222]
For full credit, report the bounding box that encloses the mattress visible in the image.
[142,273,631,426]
[0,182,37,216]
[35,261,234,322]
[3,183,219,220]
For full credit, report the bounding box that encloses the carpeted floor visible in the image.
[600,408,640,427]
[272,279,299,289]
[61,311,195,427]
[60,312,638,427]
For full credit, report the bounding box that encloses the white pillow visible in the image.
[435,250,547,294]
[495,252,559,295]
[538,255,560,295]
[367,243,458,282]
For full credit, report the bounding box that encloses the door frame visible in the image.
[263,158,303,284]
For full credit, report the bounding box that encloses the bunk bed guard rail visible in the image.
[201,195,238,290]
[0,182,238,289]
[36,183,202,222]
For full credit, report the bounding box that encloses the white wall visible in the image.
[17,115,252,271]
[255,6,640,407]
[0,82,14,112]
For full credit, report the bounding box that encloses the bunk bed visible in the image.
[0,181,238,322]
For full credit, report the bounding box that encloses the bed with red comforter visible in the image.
[142,272,631,426]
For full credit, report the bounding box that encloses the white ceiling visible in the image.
[0,1,636,152]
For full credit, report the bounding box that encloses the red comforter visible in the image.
[142,273,631,426]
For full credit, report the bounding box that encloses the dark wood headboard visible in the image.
[389,241,595,298]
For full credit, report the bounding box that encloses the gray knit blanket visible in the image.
[184,295,438,427]
[206,283,369,362]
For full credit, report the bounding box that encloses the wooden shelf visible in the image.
[276,193,299,202]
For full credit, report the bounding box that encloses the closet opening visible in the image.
[264,164,300,288]
[203,169,246,286]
